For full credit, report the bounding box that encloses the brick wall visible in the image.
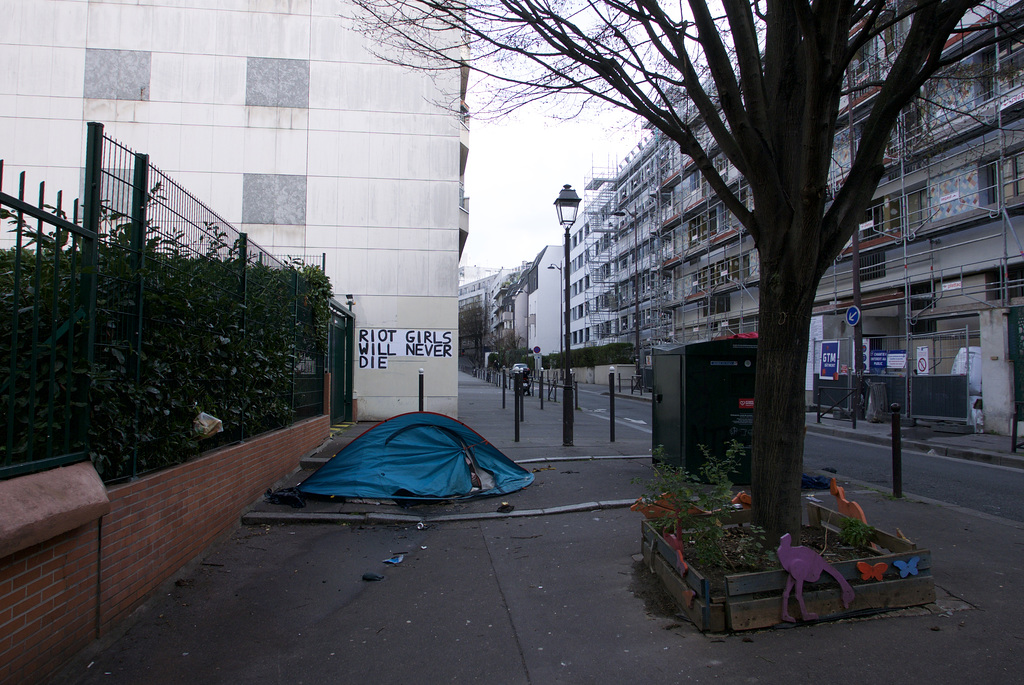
[0,415,329,685]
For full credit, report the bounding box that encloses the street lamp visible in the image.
[554,184,581,446]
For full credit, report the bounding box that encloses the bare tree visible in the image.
[353,0,1024,541]
[488,328,525,368]
[459,301,488,365]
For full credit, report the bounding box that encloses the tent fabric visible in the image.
[297,412,534,501]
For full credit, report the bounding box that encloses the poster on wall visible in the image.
[358,329,454,369]
[819,340,840,380]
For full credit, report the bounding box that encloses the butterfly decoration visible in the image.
[893,556,920,578]
[856,561,887,581]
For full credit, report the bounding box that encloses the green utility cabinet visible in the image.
[651,339,756,484]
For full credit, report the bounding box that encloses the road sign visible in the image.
[846,306,861,327]
[916,346,930,374]
[533,346,541,354]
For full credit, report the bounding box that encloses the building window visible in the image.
[999,37,1024,93]
[1005,153,1024,200]
[687,215,709,246]
[906,188,928,231]
[860,250,886,281]
[862,193,904,239]
[710,294,731,315]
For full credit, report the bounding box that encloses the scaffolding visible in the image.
[581,170,619,343]
[654,135,760,344]
[817,20,1024,336]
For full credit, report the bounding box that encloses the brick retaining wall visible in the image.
[0,415,329,685]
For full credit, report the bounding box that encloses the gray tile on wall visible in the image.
[245,57,309,108]
[84,49,152,101]
[242,173,307,225]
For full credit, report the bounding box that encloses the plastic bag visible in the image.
[193,412,223,439]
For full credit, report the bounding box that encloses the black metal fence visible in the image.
[2,122,326,483]
[812,329,978,425]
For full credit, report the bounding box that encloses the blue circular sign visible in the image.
[533,346,541,354]
[846,306,861,327]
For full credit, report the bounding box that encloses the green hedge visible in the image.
[544,342,634,369]
[1,211,331,483]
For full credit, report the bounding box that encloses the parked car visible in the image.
[511,363,532,395]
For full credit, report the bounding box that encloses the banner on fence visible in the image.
[820,340,840,380]
[887,350,907,369]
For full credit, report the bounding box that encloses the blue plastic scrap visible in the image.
[801,474,832,490]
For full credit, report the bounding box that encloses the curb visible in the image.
[805,423,1024,471]
[242,498,638,527]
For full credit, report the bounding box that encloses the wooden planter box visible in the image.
[640,501,935,632]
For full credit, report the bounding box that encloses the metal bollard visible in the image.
[519,372,525,423]
[514,371,521,442]
[609,367,615,443]
[418,368,424,412]
[891,403,902,498]
[539,371,544,410]
[502,370,506,409]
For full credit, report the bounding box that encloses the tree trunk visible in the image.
[750,260,817,544]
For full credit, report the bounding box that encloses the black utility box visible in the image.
[651,338,756,484]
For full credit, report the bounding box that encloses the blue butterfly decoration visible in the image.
[893,556,920,578]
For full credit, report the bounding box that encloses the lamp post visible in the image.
[554,184,581,446]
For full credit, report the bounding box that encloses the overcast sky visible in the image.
[459,106,644,271]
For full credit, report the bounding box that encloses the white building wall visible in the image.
[527,246,564,359]
[0,0,463,420]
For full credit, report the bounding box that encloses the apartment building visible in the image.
[573,11,1024,433]
[1,0,468,420]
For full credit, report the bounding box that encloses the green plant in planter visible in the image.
[838,517,876,548]
[634,441,743,567]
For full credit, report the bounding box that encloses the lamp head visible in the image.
[554,184,581,226]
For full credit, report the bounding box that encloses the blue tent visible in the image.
[297,412,534,501]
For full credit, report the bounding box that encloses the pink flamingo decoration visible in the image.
[777,533,855,622]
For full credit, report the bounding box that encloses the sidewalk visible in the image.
[55,373,1024,684]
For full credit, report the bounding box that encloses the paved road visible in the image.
[516,379,654,436]
[804,432,1024,523]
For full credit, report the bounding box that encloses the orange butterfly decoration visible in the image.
[856,561,888,581]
